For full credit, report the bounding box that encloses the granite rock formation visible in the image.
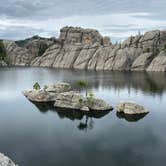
[116,102,149,114]
[0,153,18,166]
[23,82,113,112]
[2,26,166,71]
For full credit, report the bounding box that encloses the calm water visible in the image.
[0,67,166,166]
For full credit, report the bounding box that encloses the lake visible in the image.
[0,67,166,166]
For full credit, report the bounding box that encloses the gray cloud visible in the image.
[1,0,166,40]
[1,0,166,19]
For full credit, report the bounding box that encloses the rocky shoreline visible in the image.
[1,27,166,72]
[0,153,18,166]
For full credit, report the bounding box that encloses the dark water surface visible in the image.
[0,67,166,166]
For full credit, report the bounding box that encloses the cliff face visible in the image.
[2,36,55,66]
[2,26,166,71]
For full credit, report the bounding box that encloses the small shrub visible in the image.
[76,80,88,97]
[164,44,166,50]
[44,85,48,90]
[33,82,41,90]
[79,98,84,107]
[87,92,94,107]
[162,44,166,52]
[77,80,88,87]
[153,48,160,56]
[38,43,48,56]
[143,48,150,53]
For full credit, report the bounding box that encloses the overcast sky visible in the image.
[1,0,166,42]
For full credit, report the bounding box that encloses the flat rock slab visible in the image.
[117,102,149,114]
[0,153,18,166]
[23,90,56,102]
[23,83,113,111]
[44,82,71,93]
[54,91,113,111]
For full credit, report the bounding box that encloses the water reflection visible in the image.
[116,112,149,122]
[32,101,110,130]
[67,71,166,96]
[1,68,166,166]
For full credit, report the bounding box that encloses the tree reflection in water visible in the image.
[77,116,94,131]
[29,100,149,129]
[30,101,110,131]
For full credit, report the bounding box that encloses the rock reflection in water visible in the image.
[31,101,110,130]
[116,112,149,122]
[64,70,166,96]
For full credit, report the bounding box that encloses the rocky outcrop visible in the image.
[23,82,113,111]
[30,27,166,72]
[0,153,18,166]
[117,102,149,114]
[2,36,55,66]
[3,40,33,66]
[44,82,71,93]
[23,82,71,102]
[1,26,166,72]
[147,51,166,72]
[54,91,113,111]
[15,36,55,57]
[131,53,153,71]
[23,90,56,102]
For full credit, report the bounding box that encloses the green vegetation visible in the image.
[162,44,166,53]
[44,85,48,90]
[164,44,166,50]
[87,92,94,107]
[143,48,150,53]
[33,82,41,90]
[0,40,6,61]
[79,98,84,107]
[38,43,48,56]
[153,48,160,56]
[76,80,89,97]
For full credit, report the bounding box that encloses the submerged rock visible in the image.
[0,153,18,166]
[117,102,149,114]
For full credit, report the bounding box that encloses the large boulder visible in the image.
[54,91,88,111]
[131,53,153,71]
[88,98,113,111]
[0,153,18,166]
[23,90,56,102]
[54,91,113,111]
[44,82,71,93]
[117,102,149,114]
[147,51,166,72]
[23,83,71,102]
[59,26,103,45]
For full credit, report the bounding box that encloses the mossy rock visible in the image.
[0,40,6,61]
